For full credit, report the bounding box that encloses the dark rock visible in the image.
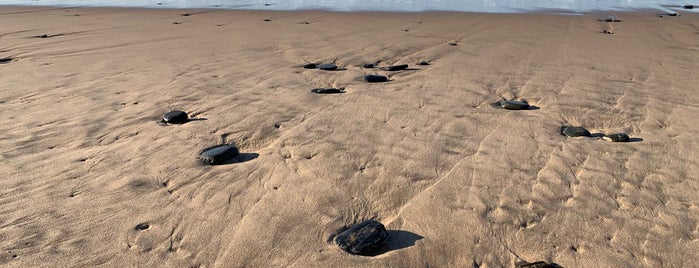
[263,18,271,22]
[199,144,240,165]
[39,34,49,38]
[448,42,458,46]
[380,64,409,71]
[181,13,191,16]
[602,30,614,34]
[317,63,338,71]
[417,61,430,66]
[603,16,622,22]
[516,261,562,268]
[364,75,388,83]
[134,223,150,231]
[682,5,695,9]
[0,57,13,64]
[500,100,531,110]
[334,219,389,255]
[603,133,630,142]
[311,88,345,94]
[162,110,189,124]
[561,126,591,137]
[362,63,375,68]
[302,63,317,69]
[668,12,679,16]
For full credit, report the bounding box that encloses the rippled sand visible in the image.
[0,7,697,267]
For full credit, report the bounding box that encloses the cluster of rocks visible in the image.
[304,60,431,94]
[560,125,632,142]
[161,110,242,165]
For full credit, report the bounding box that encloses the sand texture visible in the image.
[1,6,698,267]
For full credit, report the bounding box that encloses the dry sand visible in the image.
[1,6,698,267]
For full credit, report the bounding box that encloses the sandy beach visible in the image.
[0,6,698,267]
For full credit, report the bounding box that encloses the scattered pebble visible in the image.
[682,4,695,9]
[380,64,409,71]
[499,100,531,110]
[364,75,388,83]
[516,261,562,268]
[311,88,345,94]
[162,110,189,124]
[603,16,622,22]
[317,63,338,71]
[417,61,430,66]
[0,57,13,64]
[362,63,375,68]
[602,133,630,142]
[602,30,614,34]
[561,126,591,137]
[334,219,389,255]
[199,144,240,165]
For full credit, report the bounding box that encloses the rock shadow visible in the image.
[363,230,424,256]
[218,153,259,165]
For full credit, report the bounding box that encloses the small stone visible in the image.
[364,75,388,83]
[0,57,13,64]
[134,223,150,231]
[162,110,189,124]
[263,18,271,22]
[302,63,317,69]
[516,261,560,268]
[603,16,622,22]
[602,30,614,34]
[561,126,591,137]
[362,63,375,68]
[181,13,191,16]
[668,12,679,16]
[334,219,389,255]
[602,133,630,142]
[40,34,49,38]
[417,61,430,66]
[311,88,345,94]
[317,63,338,71]
[380,64,409,71]
[682,4,695,9]
[199,144,240,165]
[500,100,531,110]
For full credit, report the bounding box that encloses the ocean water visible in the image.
[0,0,696,13]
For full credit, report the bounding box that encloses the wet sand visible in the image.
[0,6,698,267]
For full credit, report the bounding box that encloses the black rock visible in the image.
[199,144,240,165]
[302,63,317,69]
[181,13,191,16]
[516,261,562,268]
[364,75,388,83]
[561,126,591,137]
[380,64,409,71]
[603,16,622,22]
[39,34,49,38]
[163,110,189,124]
[602,30,614,34]
[317,63,338,71]
[500,100,531,110]
[417,61,430,66]
[0,57,12,64]
[263,18,271,22]
[311,88,345,94]
[334,219,389,255]
[668,12,679,16]
[362,63,375,68]
[682,4,695,9]
[603,133,630,142]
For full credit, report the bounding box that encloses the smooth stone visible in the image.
[364,75,388,83]
[561,126,591,137]
[163,110,189,124]
[602,30,614,34]
[335,219,389,255]
[500,100,530,110]
[199,144,240,165]
[516,261,561,268]
[380,64,409,71]
[317,63,338,70]
[603,16,622,22]
[0,57,12,64]
[668,12,679,16]
[302,63,317,69]
[602,133,630,142]
[683,4,695,9]
[311,88,345,94]
[362,63,375,68]
[417,61,430,66]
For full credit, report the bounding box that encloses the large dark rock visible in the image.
[0,57,13,64]
[335,219,389,255]
[380,64,409,71]
[162,110,189,124]
[317,63,338,71]
[364,75,388,83]
[311,88,345,94]
[682,4,695,9]
[199,144,240,165]
[500,100,531,110]
[561,126,591,137]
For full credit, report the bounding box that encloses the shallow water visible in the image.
[0,0,696,13]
